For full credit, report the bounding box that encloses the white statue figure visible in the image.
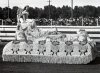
[26,20,41,40]
[17,5,30,29]
[16,5,30,42]
[76,29,96,47]
[16,5,51,42]
[77,29,90,42]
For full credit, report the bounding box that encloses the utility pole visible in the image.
[8,0,9,19]
[47,0,51,19]
[71,0,73,19]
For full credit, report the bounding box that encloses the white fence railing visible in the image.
[0,25,100,44]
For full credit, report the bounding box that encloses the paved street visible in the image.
[0,45,100,73]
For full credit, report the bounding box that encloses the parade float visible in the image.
[2,18,97,64]
[2,5,97,64]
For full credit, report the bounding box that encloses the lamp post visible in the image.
[8,0,9,19]
[47,0,51,19]
[49,0,50,19]
[71,0,73,19]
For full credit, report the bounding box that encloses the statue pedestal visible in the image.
[2,39,96,64]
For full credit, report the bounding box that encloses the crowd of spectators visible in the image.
[0,17,100,26]
[35,17,100,26]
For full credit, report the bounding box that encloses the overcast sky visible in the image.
[0,0,100,8]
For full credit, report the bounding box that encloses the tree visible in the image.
[56,7,62,19]
[2,7,8,19]
[0,7,3,19]
[61,5,71,18]
[28,7,38,19]
[11,6,18,19]
[97,6,100,17]
[49,5,56,19]
[74,6,80,18]
[83,5,97,17]
[44,5,50,18]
